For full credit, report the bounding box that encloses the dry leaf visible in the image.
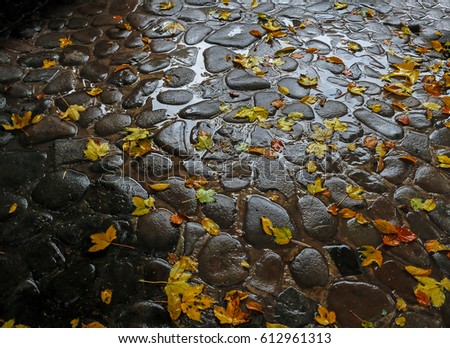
[266,322,288,328]
[160,1,174,10]
[395,316,406,327]
[59,38,72,48]
[396,298,407,312]
[363,136,378,148]
[235,106,268,123]
[425,240,450,254]
[246,301,264,313]
[184,176,208,189]
[347,82,367,95]
[132,196,155,216]
[346,185,365,200]
[2,111,32,130]
[89,225,117,252]
[202,217,220,235]
[86,87,103,97]
[315,305,336,326]
[405,265,432,277]
[326,56,344,64]
[249,29,263,38]
[373,219,417,246]
[82,321,107,328]
[358,245,383,267]
[248,147,278,159]
[148,183,170,191]
[101,289,112,304]
[170,212,186,225]
[42,59,57,68]
[84,139,109,161]
[114,64,133,72]
[307,177,329,196]
[298,75,318,87]
[60,104,86,121]
[214,290,250,326]
[437,154,450,168]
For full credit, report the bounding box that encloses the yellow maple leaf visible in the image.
[214,290,250,326]
[300,95,318,104]
[86,87,103,97]
[218,11,231,21]
[8,203,17,214]
[123,138,152,158]
[235,106,268,123]
[148,183,170,191]
[298,75,318,87]
[202,217,220,236]
[414,276,450,307]
[60,104,86,121]
[369,104,382,113]
[437,154,450,168]
[307,177,329,196]
[278,85,290,95]
[383,83,413,96]
[307,142,328,158]
[101,289,112,304]
[357,245,383,267]
[266,322,288,328]
[425,240,450,254]
[346,185,365,200]
[347,82,367,95]
[260,216,292,245]
[59,38,73,48]
[89,225,117,252]
[160,1,174,10]
[42,59,57,68]
[84,139,110,161]
[161,21,185,34]
[132,196,155,216]
[2,111,32,130]
[395,316,406,327]
[180,284,215,321]
[381,61,419,84]
[310,124,332,142]
[70,318,79,328]
[315,305,336,326]
[396,298,407,312]
[324,117,348,132]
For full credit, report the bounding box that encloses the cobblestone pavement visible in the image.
[0,0,449,328]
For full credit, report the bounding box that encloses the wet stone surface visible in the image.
[1,0,449,329]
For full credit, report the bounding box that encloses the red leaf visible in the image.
[395,226,417,243]
[383,235,401,246]
[270,139,284,152]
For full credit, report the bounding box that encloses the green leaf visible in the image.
[410,198,423,211]
[196,188,217,203]
[194,130,213,151]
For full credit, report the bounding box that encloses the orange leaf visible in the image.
[248,147,278,159]
[396,114,410,125]
[392,101,409,111]
[315,305,336,326]
[363,136,378,148]
[306,47,319,54]
[184,176,208,189]
[270,139,284,152]
[114,64,133,72]
[101,289,113,304]
[271,100,285,108]
[422,75,443,97]
[327,204,339,216]
[246,301,264,313]
[373,219,398,234]
[395,226,417,243]
[249,29,263,38]
[399,155,416,164]
[325,56,344,64]
[214,290,250,326]
[425,240,450,254]
[415,289,431,307]
[88,225,117,252]
[170,213,186,225]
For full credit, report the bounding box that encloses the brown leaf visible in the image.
[325,56,344,64]
[396,114,410,125]
[214,290,250,327]
[248,147,278,159]
[399,155,417,164]
[270,139,284,152]
[249,29,263,38]
[363,136,378,148]
[170,212,187,225]
[271,99,285,108]
[306,47,319,54]
[246,301,264,313]
[114,64,133,72]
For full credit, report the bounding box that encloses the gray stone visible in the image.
[35,32,67,48]
[91,155,124,174]
[139,59,171,74]
[79,106,105,128]
[136,109,168,128]
[273,287,316,327]
[170,47,198,66]
[205,23,262,48]
[23,68,58,83]
[243,195,298,249]
[86,175,147,215]
[0,151,47,186]
[344,218,382,247]
[348,169,386,193]
[254,91,281,116]
[123,78,159,109]
[282,102,315,120]
[150,39,176,53]
[138,153,173,177]
[156,177,197,215]
[354,108,404,140]
[94,113,131,136]
[298,196,337,241]
[127,13,154,31]
[156,90,193,105]
[32,170,90,210]
[154,121,190,157]
[54,138,88,166]
[201,194,237,229]
[0,66,23,84]
[277,77,309,99]
[185,24,213,45]
[279,57,298,72]
[291,248,329,288]
[44,71,75,94]
[253,157,296,196]
[164,67,195,88]
[137,209,180,255]
[179,100,221,119]
[145,0,183,16]
[18,51,59,68]
[21,116,77,145]
[328,281,395,327]
[60,45,90,66]
[245,252,283,296]
[203,46,234,73]
[100,88,123,105]
[111,51,150,65]
[226,69,270,91]
[144,19,186,39]
[430,127,450,147]
[367,100,395,117]
[80,61,109,82]
[315,100,348,119]
[72,27,102,44]
[375,261,417,302]
[198,233,248,286]
[380,156,414,185]
[108,68,139,87]
[414,165,450,194]
[94,40,120,58]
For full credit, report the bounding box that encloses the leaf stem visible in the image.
[291,239,312,248]
[138,279,168,285]
[111,242,136,250]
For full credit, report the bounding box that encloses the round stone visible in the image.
[290,248,329,287]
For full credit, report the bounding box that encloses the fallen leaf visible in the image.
[395,316,406,327]
[261,18,281,32]
[42,59,57,68]
[148,183,170,191]
[383,83,413,97]
[306,47,319,54]
[59,38,72,48]
[260,216,292,245]
[396,114,410,125]
[347,82,367,95]
[381,61,419,84]
[307,177,329,196]
[278,85,290,95]
[170,212,186,225]
[275,46,296,57]
[86,87,103,97]
[298,75,318,87]
[202,217,220,235]
[70,318,79,328]
[396,298,407,312]
[324,117,348,132]
[363,136,378,148]
[358,245,383,267]
[114,64,133,72]
[60,104,86,121]
[184,176,208,189]
[161,21,185,34]
[89,225,117,252]
[392,101,409,111]
[122,138,152,157]
[101,289,112,304]
[306,160,317,173]
[422,102,441,111]
[348,42,362,52]
[430,40,443,52]
[300,95,318,104]
[82,322,107,328]
[410,198,436,212]
[270,139,284,152]
[373,219,417,246]
[248,147,278,159]
[307,142,328,158]
[249,29,263,38]
[240,260,250,269]
[415,290,431,307]
[84,139,109,161]
[405,265,432,277]
[326,56,344,64]
[346,185,365,200]
[266,322,288,328]
[214,290,250,326]
[369,104,382,113]
[246,301,264,313]
[194,130,214,151]
[375,141,387,157]
[132,196,155,216]
[315,305,336,326]
[159,1,174,10]
[2,111,32,130]
[8,203,17,214]
[251,0,259,8]
[424,240,450,254]
[437,154,450,168]
[181,284,215,321]
[339,208,369,224]
[422,75,443,97]
[413,276,450,307]
[196,188,216,203]
[235,106,268,123]
[218,11,231,21]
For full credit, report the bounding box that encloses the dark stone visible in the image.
[139,59,171,74]
[100,88,123,105]
[338,122,364,142]
[23,68,58,83]
[86,175,147,215]
[35,32,67,48]
[111,51,150,65]
[281,103,315,120]
[25,237,65,280]
[201,194,237,229]
[325,176,367,210]
[203,46,234,73]
[254,91,281,116]
[405,212,442,240]
[108,68,139,87]
[138,153,173,177]
[156,90,193,105]
[18,51,59,68]
[67,17,89,29]
[94,40,120,58]
[143,19,186,39]
[198,233,248,286]
[380,156,414,185]
[79,106,105,128]
[344,218,382,247]
[277,77,309,99]
[32,170,90,210]
[156,177,197,215]
[185,24,213,45]
[117,301,171,328]
[328,281,395,328]
[179,100,221,119]
[184,222,207,256]
[21,116,77,145]
[150,39,176,53]
[243,195,298,249]
[375,260,417,302]
[386,242,432,268]
[366,100,395,117]
[137,208,180,255]
[0,151,47,186]
[401,131,431,162]
[72,27,102,44]
[393,312,443,328]
[348,169,387,193]
[245,252,283,296]
[145,0,183,16]
[315,100,348,119]
[154,121,190,157]
[54,138,88,166]
[279,57,298,72]
[44,71,75,94]
[55,92,91,111]
[430,127,450,147]
[290,248,329,288]
[60,45,90,66]
[414,165,450,194]
[429,200,450,235]
[253,157,296,197]
[273,287,316,328]
[136,109,168,128]
[298,196,337,241]
[80,61,109,82]
[127,13,154,31]
[324,244,362,276]
[206,23,263,48]
[183,160,215,179]
[94,113,131,136]
[0,66,23,84]
[91,155,124,174]
[123,78,159,109]
[164,67,195,88]
[354,108,404,140]
[250,126,272,147]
